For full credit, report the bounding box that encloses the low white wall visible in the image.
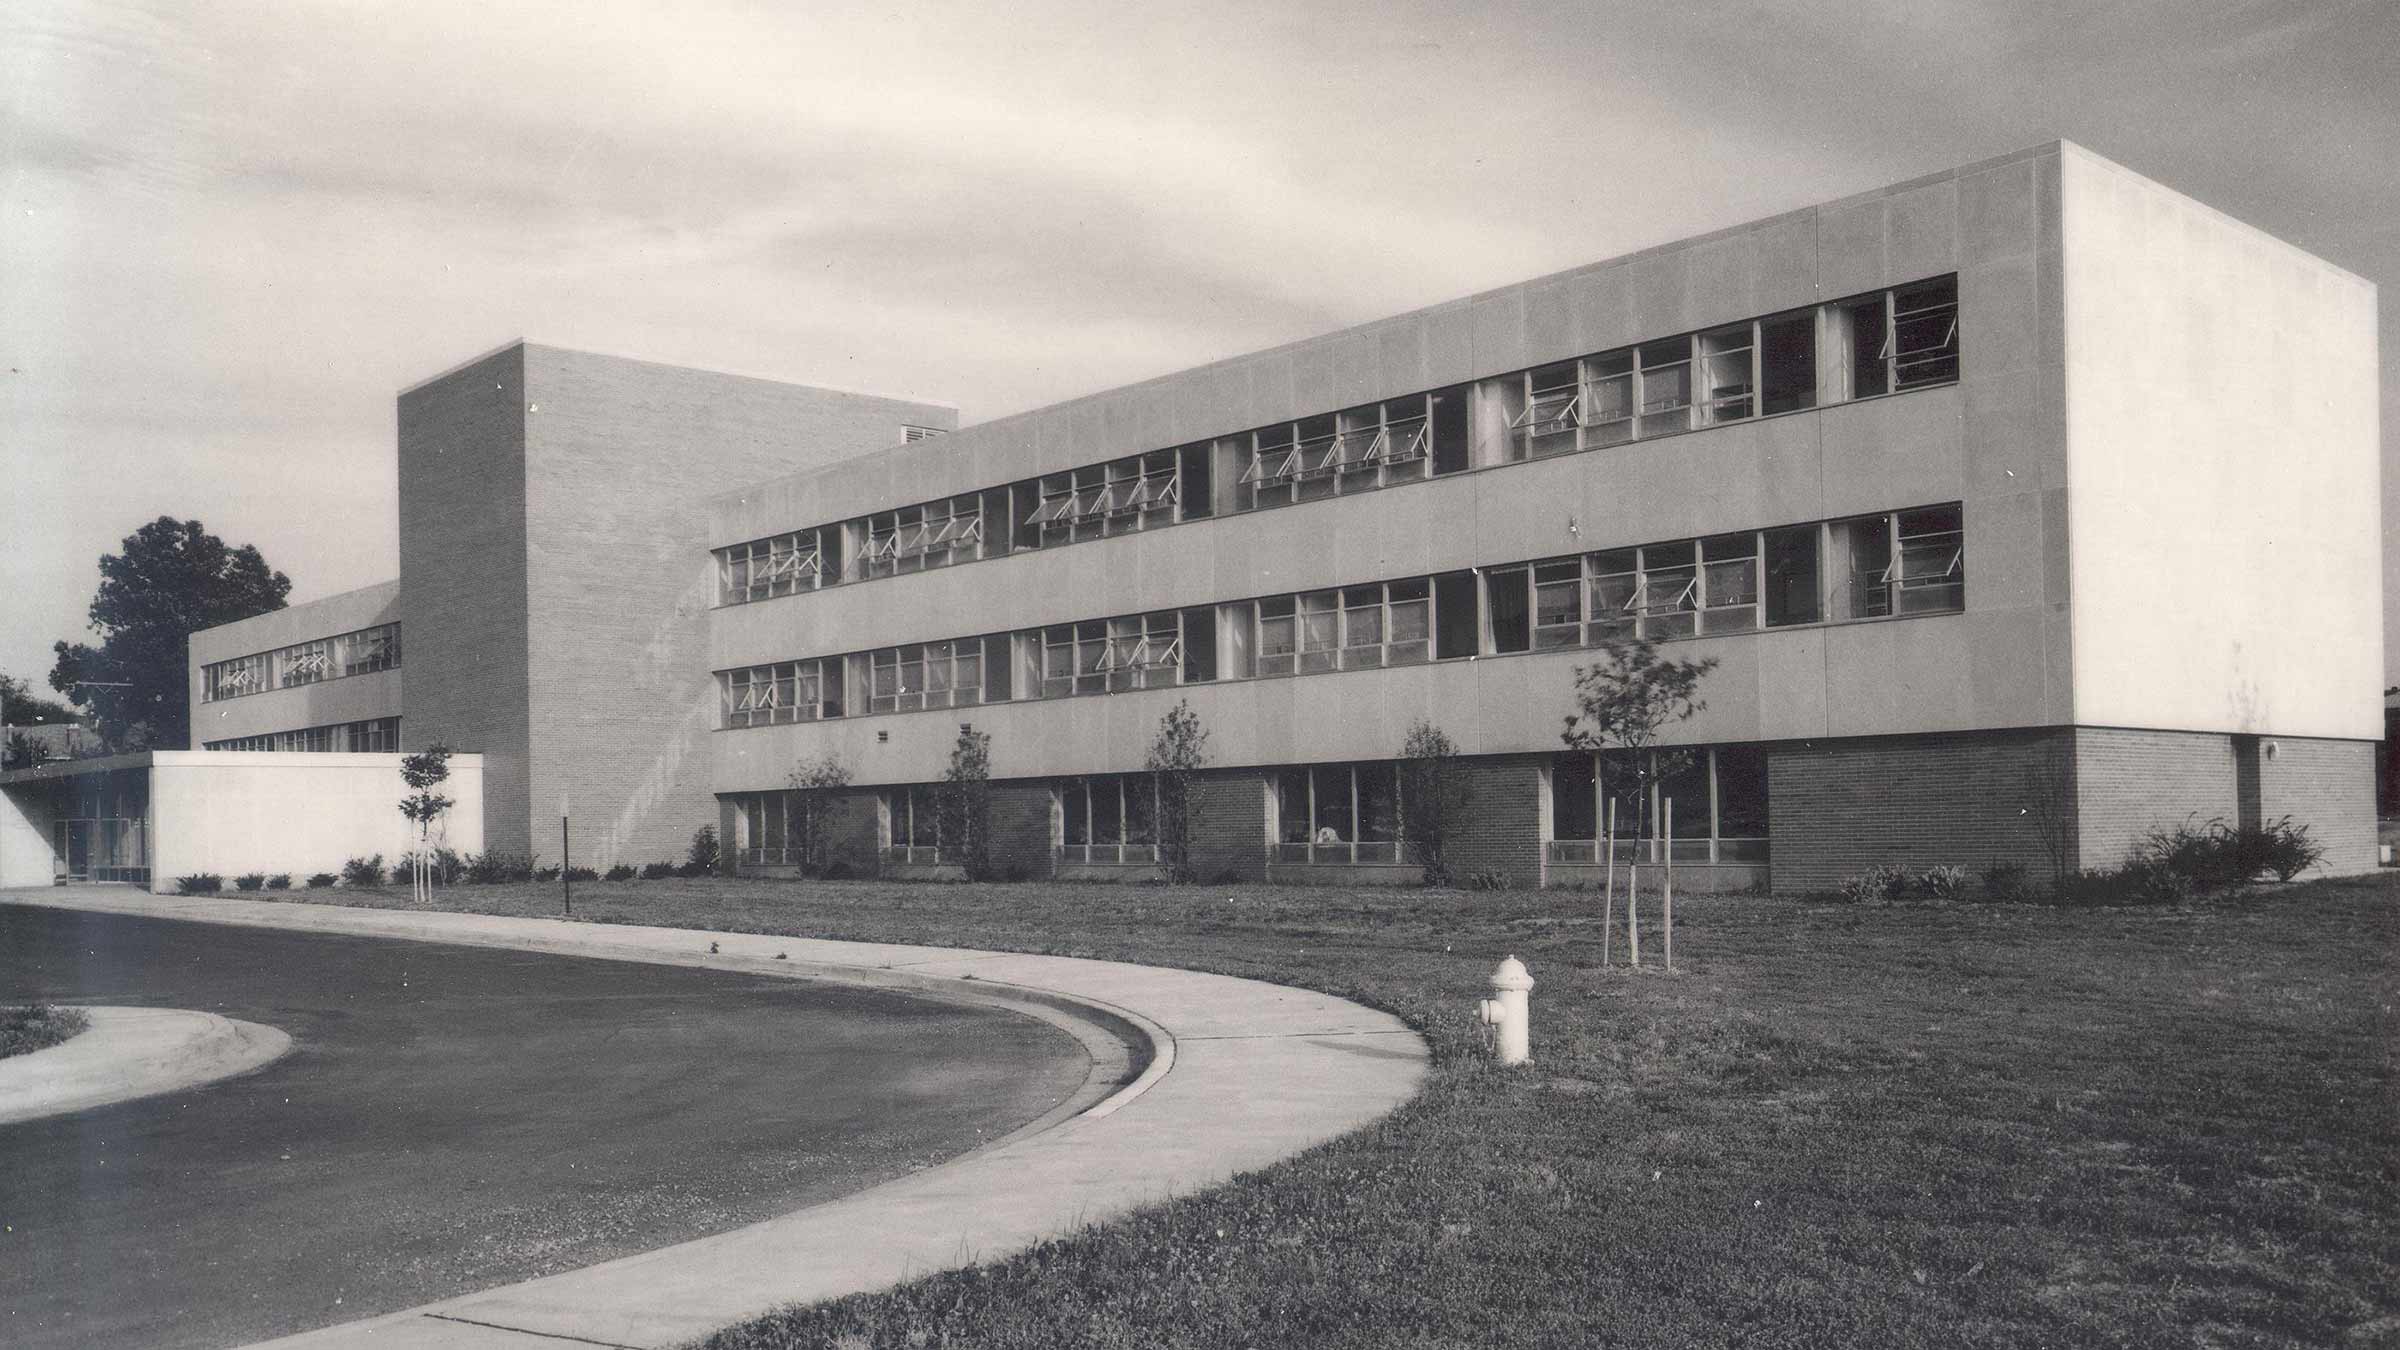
[0,783,58,888]
[147,752,484,892]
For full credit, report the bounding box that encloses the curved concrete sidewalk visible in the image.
[2,890,1429,1349]
[0,1005,292,1127]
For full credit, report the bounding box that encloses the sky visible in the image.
[3,0,2395,697]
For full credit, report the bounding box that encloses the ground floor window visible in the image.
[1547,745,1769,864]
[204,717,400,753]
[1271,762,1404,863]
[37,768,149,884]
[1057,774,1159,863]
[881,786,943,864]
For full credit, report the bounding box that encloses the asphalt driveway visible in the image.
[0,902,1089,1350]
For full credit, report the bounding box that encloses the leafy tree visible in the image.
[687,825,722,875]
[939,726,994,880]
[1399,720,1469,886]
[50,517,290,750]
[5,731,48,771]
[398,745,454,904]
[2,674,76,728]
[1560,635,1719,851]
[1146,699,1210,882]
[786,753,855,876]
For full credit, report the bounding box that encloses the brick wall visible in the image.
[1187,769,1269,882]
[2070,726,2239,870]
[821,791,883,877]
[1769,729,2068,891]
[986,781,1056,881]
[399,344,954,866]
[2256,736,2377,875]
[398,346,536,858]
[1442,754,1546,887]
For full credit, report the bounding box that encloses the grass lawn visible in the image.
[0,1003,91,1060]
[289,871,2398,1348]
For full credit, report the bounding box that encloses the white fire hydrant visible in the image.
[1478,955,1535,1066]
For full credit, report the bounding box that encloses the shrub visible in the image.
[2053,862,2190,907]
[604,862,637,881]
[564,866,599,883]
[464,852,537,884]
[305,872,338,889]
[1837,863,1909,903]
[534,865,562,882]
[1980,862,2030,902]
[265,873,292,890]
[1003,864,1031,883]
[175,873,223,895]
[687,825,721,874]
[823,860,856,881]
[428,847,466,886]
[640,861,675,880]
[234,873,267,892]
[1918,865,1969,901]
[2257,816,2324,882]
[1465,869,1511,892]
[341,854,386,887]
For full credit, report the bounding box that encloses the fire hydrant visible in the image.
[1478,955,1535,1066]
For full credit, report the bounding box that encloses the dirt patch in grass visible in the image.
[291,873,2400,1348]
[0,1003,91,1060]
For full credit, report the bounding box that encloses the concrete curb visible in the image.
[2,890,1430,1349]
[0,1006,293,1127]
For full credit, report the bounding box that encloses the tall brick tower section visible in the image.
[398,343,953,865]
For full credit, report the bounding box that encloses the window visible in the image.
[1299,591,1340,673]
[1698,324,1755,425]
[202,623,400,702]
[1433,572,1479,659]
[723,659,836,727]
[1587,549,1638,643]
[881,786,943,863]
[1056,775,1162,864]
[902,425,946,443]
[1637,338,1692,437]
[1894,504,1965,613]
[1699,533,1760,634]
[1892,277,1960,389]
[205,716,401,753]
[1759,311,1816,415]
[1638,541,1699,639]
[1547,745,1772,865]
[718,529,830,603]
[1180,607,1218,683]
[1258,597,1298,676]
[1514,362,1583,457]
[1764,525,1821,627]
[1341,585,1385,669]
[1387,579,1432,665]
[1533,560,1583,650]
[1270,763,1404,864]
[1584,352,1635,446]
[1487,568,1530,653]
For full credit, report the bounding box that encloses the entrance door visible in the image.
[62,819,92,880]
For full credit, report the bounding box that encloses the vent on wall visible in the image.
[901,425,947,443]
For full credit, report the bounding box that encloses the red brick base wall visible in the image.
[2256,736,2377,875]
[1767,729,2069,891]
[2070,726,2240,870]
[1442,755,1546,887]
[1187,770,1269,883]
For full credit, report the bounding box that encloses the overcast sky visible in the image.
[4,0,2394,696]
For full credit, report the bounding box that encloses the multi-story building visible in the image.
[704,141,2380,889]
[13,140,2370,895]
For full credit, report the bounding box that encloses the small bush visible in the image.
[305,872,338,889]
[1465,869,1511,891]
[428,847,466,886]
[233,872,267,891]
[2052,862,2189,907]
[1918,865,1969,901]
[688,825,721,874]
[1837,863,1909,903]
[603,863,636,881]
[640,861,675,880]
[534,865,562,882]
[1980,861,2030,902]
[1,1004,91,1059]
[175,873,223,895]
[265,873,292,890]
[464,852,537,884]
[564,866,599,883]
[341,854,386,887]
[2257,816,2324,882]
[823,860,856,881]
[1002,864,1031,883]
